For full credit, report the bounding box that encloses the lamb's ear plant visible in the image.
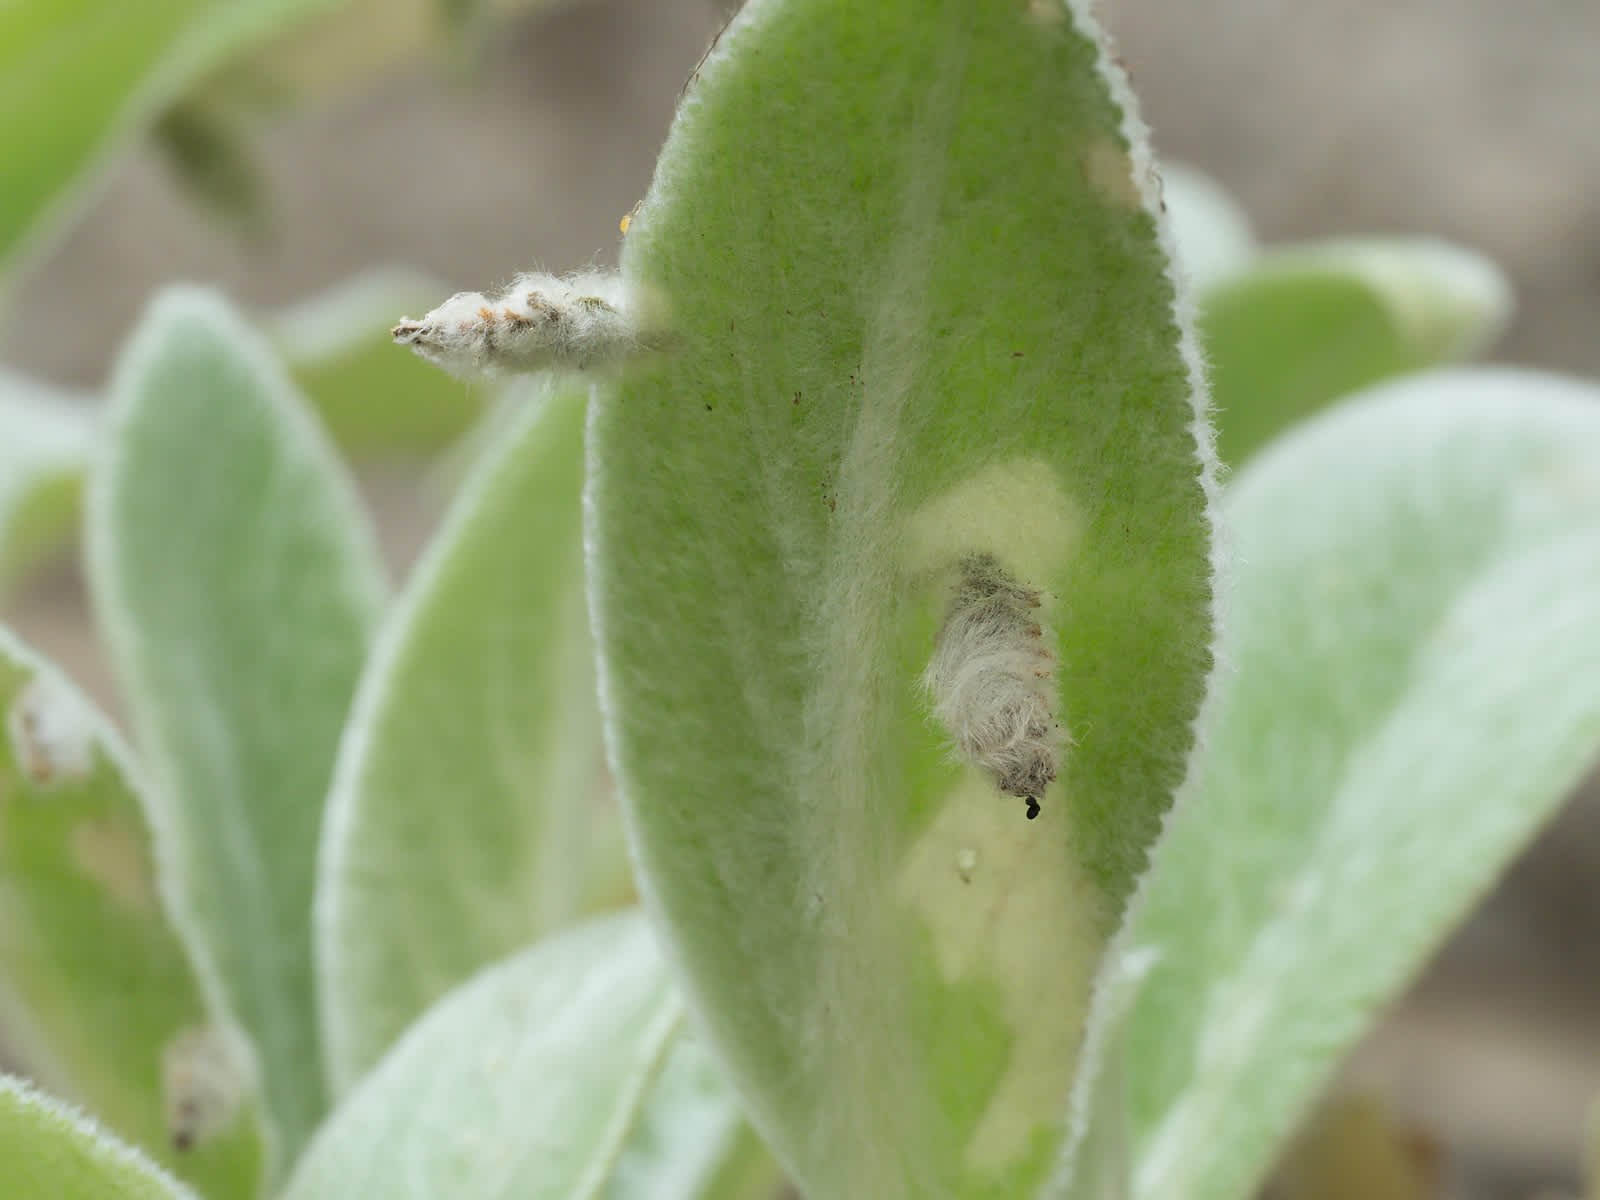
[4,1,1600,1198]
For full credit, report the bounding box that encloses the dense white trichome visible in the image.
[923,553,1064,819]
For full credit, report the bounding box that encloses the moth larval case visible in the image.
[923,553,1065,820]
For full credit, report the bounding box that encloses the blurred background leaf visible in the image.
[317,378,621,1094]
[0,0,586,283]
[1159,161,1258,291]
[0,628,268,1198]
[187,0,571,114]
[152,98,272,242]
[1092,368,1600,1200]
[1200,238,1511,466]
[87,288,386,1168]
[266,269,487,455]
[0,0,347,280]
[288,912,779,1200]
[0,1075,197,1200]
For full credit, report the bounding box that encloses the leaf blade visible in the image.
[316,379,612,1091]
[1115,368,1600,1200]
[589,2,1217,1195]
[287,912,766,1200]
[1201,238,1511,465]
[87,287,386,1162]
[602,1030,786,1200]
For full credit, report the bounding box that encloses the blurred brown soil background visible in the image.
[3,1,1599,1196]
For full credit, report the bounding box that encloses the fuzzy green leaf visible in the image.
[1095,369,1600,1200]
[317,379,618,1092]
[1201,238,1510,465]
[0,1075,196,1200]
[268,270,488,454]
[0,370,93,594]
[0,630,266,1197]
[87,288,386,1163]
[286,912,768,1200]
[587,2,1216,1196]
[0,0,344,278]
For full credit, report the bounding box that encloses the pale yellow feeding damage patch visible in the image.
[69,819,157,912]
[1080,138,1144,213]
[896,773,1105,1170]
[902,458,1081,586]
[895,460,1096,1169]
[1024,0,1067,25]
